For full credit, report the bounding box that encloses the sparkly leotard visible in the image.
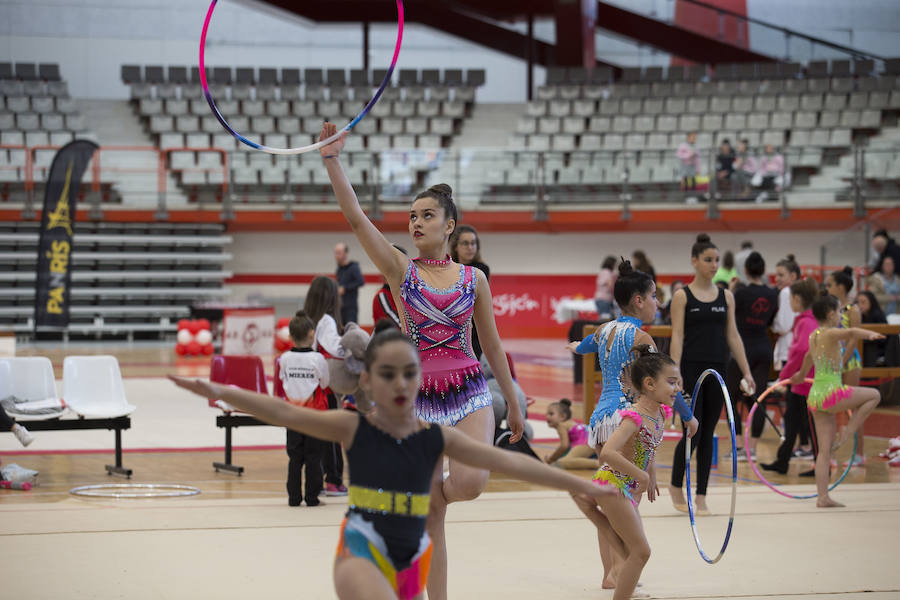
[593,405,672,506]
[840,304,862,373]
[807,329,852,412]
[399,257,492,426]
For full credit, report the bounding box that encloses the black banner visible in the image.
[34,140,99,328]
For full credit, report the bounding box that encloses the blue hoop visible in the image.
[684,368,737,564]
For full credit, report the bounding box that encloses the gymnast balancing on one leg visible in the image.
[317,122,524,600]
[787,292,881,508]
[170,330,613,600]
[572,346,681,600]
[568,259,698,588]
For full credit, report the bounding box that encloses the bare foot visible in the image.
[631,591,651,599]
[694,494,710,515]
[668,484,687,511]
[817,497,845,508]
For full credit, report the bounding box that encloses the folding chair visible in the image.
[0,357,66,420]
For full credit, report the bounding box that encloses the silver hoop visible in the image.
[70,484,201,498]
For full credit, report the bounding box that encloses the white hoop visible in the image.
[70,484,201,498]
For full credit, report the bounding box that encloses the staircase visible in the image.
[78,99,188,208]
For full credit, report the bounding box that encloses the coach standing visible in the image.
[334,242,364,325]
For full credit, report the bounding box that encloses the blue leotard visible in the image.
[575,315,692,446]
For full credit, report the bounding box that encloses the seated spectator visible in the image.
[676,131,702,203]
[481,353,533,442]
[869,255,899,315]
[857,291,888,367]
[872,229,900,275]
[752,144,784,202]
[715,139,735,192]
[733,138,757,197]
[714,250,739,288]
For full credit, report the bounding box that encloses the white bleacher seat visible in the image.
[538,117,561,134]
[761,131,785,146]
[612,116,632,133]
[265,100,288,118]
[7,96,30,112]
[817,111,838,128]
[809,129,829,146]
[824,94,846,111]
[370,99,393,118]
[159,132,185,149]
[211,132,238,152]
[1,128,22,144]
[624,133,645,150]
[789,130,811,147]
[703,114,725,131]
[656,115,677,132]
[754,95,776,112]
[800,94,823,111]
[243,100,265,116]
[679,114,700,131]
[41,113,64,131]
[579,133,602,150]
[706,96,729,113]
[431,118,454,135]
[665,98,687,114]
[777,95,800,112]
[561,117,585,134]
[863,153,888,179]
[830,129,851,146]
[634,116,654,132]
[794,111,817,129]
[175,115,199,132]
[549,99,570,117]
[642,98,664,114]
[536,87,557,101]
[558,85,580,100]
[55,97,77,114]
[417,134,442,148]
[747,113,769,130]
[259,167,285,185]
[354,118,377,135]
[381,117,404,134]
[603,133,624,151]
[139,98,163,115]
[149,115,174,133]
[526,101,547,117]
[740,132,761,147]
[441,101,465,118]
[31,97,55,113]
[406,118,428,135]
[868,91,889,109]
[572,99,595,117]
[417,101,440,117]
[198,115,220,133]
[167,99,189,115]
[63,356,136,419]
[859,110,881,128]
[251,116,275,134]
[0,357,65,421]
[646,132,669,150]
[292,100,316,117]
[16,112,39,131]
[526,134,550,152]
[556,167,581,185]
[516,118,537,135]
[695,132,713,148]
[344,135,365,152]
[394,134,416,148]
[732,97,753,113]
[687,97,709,113]
[186,132,210,147]
[599,99,620,115]
[181,171,206,185]
[628,165,652,184]
[368,134,391,151]
[770,112,792,129]
[552,134,576,152]
[49,131,73,146]
[197,151,223,169]
[25,131,49,147]
[319,100,341,116]
[232,168,258,185]
[169,151,195,170]
[588,116,611,132]
[798,148,823,166]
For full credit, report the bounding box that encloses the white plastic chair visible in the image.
[63,356,136,418]
[887,314,900,325]
[0,357,66,420]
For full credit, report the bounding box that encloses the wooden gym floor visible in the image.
[2,341,899,599]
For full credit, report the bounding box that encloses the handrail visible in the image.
[581,322,900,420]
[670,0,884,61]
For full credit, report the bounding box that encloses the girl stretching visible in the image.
[318,122,524,600]
[170,330,612,600]
[568,259,698,587]
[544,399,595,469]
[668,234,754,516]
[788,292,881,507]
[573,346,681,600]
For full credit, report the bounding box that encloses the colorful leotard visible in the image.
[399,257,491,426]
[575,316,693,447]
[807,329,852,412]
[592,405,672,506]
[840,304,862,373]
[336,415,444,600]
[568,422,588,447]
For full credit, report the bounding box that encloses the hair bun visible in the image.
[618,258,634,277]
[429,183,453,198]
[841,266,853,276]
[696,233,711,244]
[632,343,654,358]
[559,398,571,408]
[785,253,795,262]
[294,309,308,317]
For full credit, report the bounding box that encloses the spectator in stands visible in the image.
[676,131,702,203]
[752,144,784,203]
[713,250,738,288]
[872,229,900,276]
[632,250,656,283]
[856,291,888,367]
[869,255,899,315]
[715,138,735,195]
[372,244,407,329]
[594,255,618,319]
[733,138,757,198]
[279,311,330,507]
[335,242,364,325]
[733,241,754,284]
[450,224,490,358]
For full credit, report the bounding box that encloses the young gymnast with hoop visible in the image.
[543,399,595,469]
[568,259,698,587]
[317,122,524,600]
[571,345,681,600]
[787,292,881,507]
[170,330,612,600]
[825,266,867,464]
[668,234,754,515]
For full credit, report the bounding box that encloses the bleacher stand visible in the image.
[122,65,486,203]
[0,220,232,340]
[500,59,900,204]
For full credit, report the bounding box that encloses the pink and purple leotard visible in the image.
[399,257,492,426]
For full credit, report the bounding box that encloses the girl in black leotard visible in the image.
[668,234,755,516]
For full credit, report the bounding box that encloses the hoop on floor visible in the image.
[684,368,737,564]
[70,484,201,498]
[199,0,404,154]
[745,378,857,500]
